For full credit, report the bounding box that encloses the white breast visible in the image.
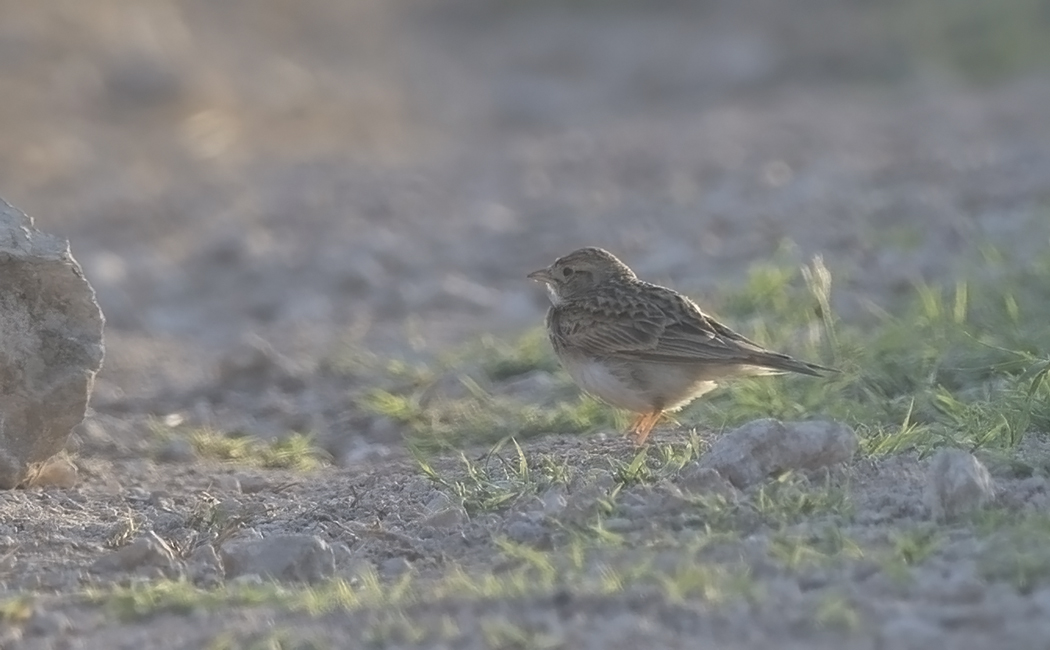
[566,359,651,412]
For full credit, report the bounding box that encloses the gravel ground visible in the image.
[2,1,1050,648]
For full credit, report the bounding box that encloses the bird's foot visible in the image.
[627,411,660,446]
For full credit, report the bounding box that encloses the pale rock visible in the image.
[92,531,181,577]
[420,491,468,528]
[924,449,995,520]
[676,464,738,498]
[187,544,224,587]
[0,199,105,488]
[562,469,616,524]
[221,534,335,583]
[421,506,469,529]
[214,475,242,493]
[602,517,637,533]
[380,556,412,578]
[423,491,454,513]
[236,475,271,494]
[699,419,857,488]
[332,544,375,583]
[155,438,197,463]
[540,487,568,517]
[504,516,548,546]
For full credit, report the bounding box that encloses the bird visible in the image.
[527,247,833,445]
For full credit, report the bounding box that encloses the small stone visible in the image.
[380,556,412,578]
[602,518,637,533]
[561,469,617,524]
[504,518,548,546]
[92,531,181,577]
[618,486,665,518]
[332,544,375,583]
[540,488,567,517]
[924,449,995,520]
[331,542,355,566]
[26,609,71,636]
[581,469,617,492]
[676,465,738,498]
[148,490,173,508]
[156,438,197,463]
[214,498,251,522]
[213,475,242,493]
[419,491,469,528]
[128,487,150,501]
[699,419,857,488]
[336,440,394,466]
[237,475,271,494]
[420,506,469,529]
[424,491,455,513]
[187,544,224,587]
[220,534,335,583]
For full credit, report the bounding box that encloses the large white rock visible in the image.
[0,199,105,488]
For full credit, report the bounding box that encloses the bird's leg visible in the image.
[630,411,655,436]
[628,411,661,446]
[626,413,647,434]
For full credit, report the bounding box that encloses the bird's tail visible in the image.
[749,352,836,377]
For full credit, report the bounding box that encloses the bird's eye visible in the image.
[562,268,574,278]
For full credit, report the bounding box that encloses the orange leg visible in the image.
[628,411,661,446]
[626,412,646,434]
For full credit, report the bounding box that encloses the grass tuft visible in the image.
[412,439,572,514]
[186,429,329,471]
[688,245,1050,457]
[0,595,33,626]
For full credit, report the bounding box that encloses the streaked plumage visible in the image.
[528,247,832,445]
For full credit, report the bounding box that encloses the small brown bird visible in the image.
[528,247,832,445]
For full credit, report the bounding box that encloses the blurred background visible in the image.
[1,0,1049,451]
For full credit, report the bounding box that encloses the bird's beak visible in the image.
[527,268,553,283]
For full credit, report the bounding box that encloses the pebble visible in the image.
[924,449,995,520]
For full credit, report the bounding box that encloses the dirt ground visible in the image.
[2,1,1050,648]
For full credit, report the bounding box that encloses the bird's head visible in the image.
[527,247,636,304]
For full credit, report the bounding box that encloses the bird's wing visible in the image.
[553,286,770,365]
